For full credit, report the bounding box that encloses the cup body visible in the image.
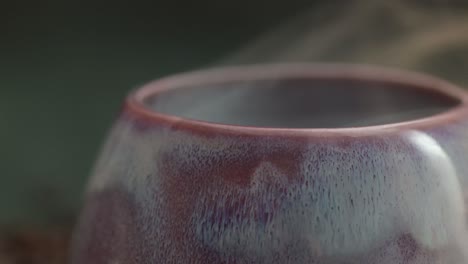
[71,64,468,264]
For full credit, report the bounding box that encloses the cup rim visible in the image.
[124,63,468,137]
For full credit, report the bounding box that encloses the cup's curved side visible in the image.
[71,112,468,264]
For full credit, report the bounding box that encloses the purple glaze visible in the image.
[71,64,468,264]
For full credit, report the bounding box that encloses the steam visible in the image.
[224,0,468,80]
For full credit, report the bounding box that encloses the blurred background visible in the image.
[1,0,468,262]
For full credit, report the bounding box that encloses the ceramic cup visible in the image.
[71,64,468,264]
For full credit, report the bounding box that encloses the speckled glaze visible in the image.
[71,64,468,264]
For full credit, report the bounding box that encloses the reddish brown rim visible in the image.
[125,63,468,137]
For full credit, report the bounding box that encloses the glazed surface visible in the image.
[72,110,468,264]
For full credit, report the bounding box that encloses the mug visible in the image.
[71,64,468,263]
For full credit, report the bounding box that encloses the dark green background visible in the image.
[2,0,468,228]
[0,0,314,227]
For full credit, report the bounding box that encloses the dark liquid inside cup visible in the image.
[148,78,459,129]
